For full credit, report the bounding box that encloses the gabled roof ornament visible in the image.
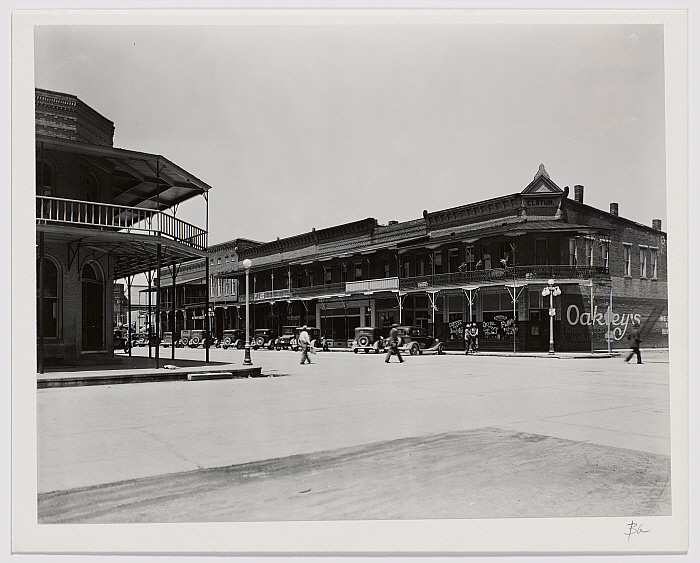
[534,163,550,180]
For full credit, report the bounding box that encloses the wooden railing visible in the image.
[37,196,207,251]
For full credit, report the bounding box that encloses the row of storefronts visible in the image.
[157,165,668,353]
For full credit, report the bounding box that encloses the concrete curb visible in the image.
[38,366,263,388]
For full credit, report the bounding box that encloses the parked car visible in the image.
[253,328,277,350]
[113,329,131,352]
[161,331,183,348]
[351,327,383,354]
[388,325,445,355]
[221,329,246,350]
[276,326,299,350]
[180,329,215,348]
[132,332,149,347]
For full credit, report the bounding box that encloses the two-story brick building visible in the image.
[36,88,211,369]
[158,164,667,353]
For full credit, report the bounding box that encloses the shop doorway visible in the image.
[81,262,104,351]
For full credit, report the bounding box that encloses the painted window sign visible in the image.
[566,303,642,341]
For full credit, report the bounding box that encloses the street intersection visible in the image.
[37,347,671,522]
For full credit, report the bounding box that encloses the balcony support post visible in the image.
[172,261,177,361]
[205,192,210,363]
[155,244,161,369]
[127,276,132,357]
[38,230,44,374]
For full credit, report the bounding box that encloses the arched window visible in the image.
[83,172,99,202]
[36,257,60,338]
[82,262,104,350]
[36,160,54,197]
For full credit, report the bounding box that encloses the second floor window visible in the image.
[535,239,548,266]
[568,238,577,266]
[600,240,610,269]
[448,248,460,272]
[623,244,632,277]
[340,264,348,283]
[324,266,331,284]
[639,247,648,278]
[650,248,658,279]
[416,255,426,276]
[434,252,443,274]
[354,263,363,281]
[402,258,410,278]
[585,239,593,267]
[382,259,390,278]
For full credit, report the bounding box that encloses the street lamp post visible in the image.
[243,259,253,365]
[542,278,561,355]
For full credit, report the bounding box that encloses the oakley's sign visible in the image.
[566,304,641,341]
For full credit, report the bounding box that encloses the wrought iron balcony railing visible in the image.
[399,265,610,291]
[37,195,207,251]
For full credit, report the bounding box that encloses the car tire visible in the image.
[180,338,189,347]
[438,343,445,355]
[353,349,358,354]
[255,336,265,347]
[190,336,200,347]
[223,337,232,348]
[410,342,419,355]
[358,335,370,347]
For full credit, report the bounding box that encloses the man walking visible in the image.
[464,323,471,355]
[385,324,404,363]
[298,325,312,365]
[624,321,643,364]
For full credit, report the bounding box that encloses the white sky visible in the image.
[34,22,667,246]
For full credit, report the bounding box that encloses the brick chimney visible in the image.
[610,203,619,216]
[652,219,662,231]
[573,185,584,203]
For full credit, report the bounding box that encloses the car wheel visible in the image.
[180,338,189,347]
[190,336,200,347]
[353,348,358,354]
[358,335,370,347]
[438,343,445,355]
[410,342,419,355]
[255,336,265,347]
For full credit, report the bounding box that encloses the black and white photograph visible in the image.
[10,6,690,557]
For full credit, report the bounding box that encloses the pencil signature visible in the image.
[625,521,650,541]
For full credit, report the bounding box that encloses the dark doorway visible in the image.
[81,263,104,350]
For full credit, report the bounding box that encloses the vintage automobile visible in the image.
[276,326,299,350]
[389,325,445,355]
[132,332,150,347]
[113,328,131,352]
[351,327,383,354]
[221,329,246,350]
[252,328,277,350]
[180,329,215,348]
[160,331,183,348]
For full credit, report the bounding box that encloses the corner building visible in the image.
[162,165,668,353]
[36,89,210,368]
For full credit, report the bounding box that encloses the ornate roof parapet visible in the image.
[534,163,550,180]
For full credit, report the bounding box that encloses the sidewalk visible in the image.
[38,353,262,388]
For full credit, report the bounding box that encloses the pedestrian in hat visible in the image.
[385,324,404,363]
[624,320,643,364]
[298,325,312,365]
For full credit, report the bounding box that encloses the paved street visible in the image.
[37,347,671,522]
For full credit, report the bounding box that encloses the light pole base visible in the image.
[243,344,252,365]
